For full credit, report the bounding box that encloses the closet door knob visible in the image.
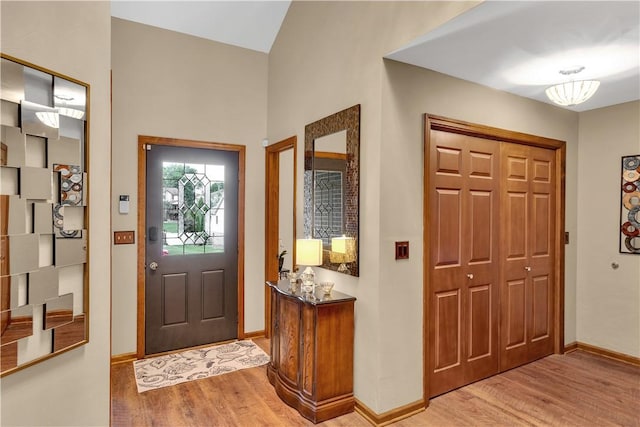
[467,273,474,279]
[524,266,531,272]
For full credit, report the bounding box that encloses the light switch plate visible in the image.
[114,231,135,245]
[395,241,409,260]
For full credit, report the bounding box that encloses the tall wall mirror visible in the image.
[304,104,360,276]
[0,54,89,376]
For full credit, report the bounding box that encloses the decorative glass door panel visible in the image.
[162,162,225,256]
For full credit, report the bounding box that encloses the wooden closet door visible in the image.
[429,130,500,397]
[500,144,555,371]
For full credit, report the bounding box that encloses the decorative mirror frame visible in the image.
[304,104,360,276]
[1,53,90,376]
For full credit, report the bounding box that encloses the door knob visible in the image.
[149,261,159,271]
[467,273,474,279]
[524,266,531,272]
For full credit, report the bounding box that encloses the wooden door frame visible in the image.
[136,135,246,359]
[423,114,566,404]
[264,136,297,338]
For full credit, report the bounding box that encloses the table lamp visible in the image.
[331,235,356,274]
[296,238,323,291]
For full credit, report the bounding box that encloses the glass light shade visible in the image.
[296,238,323,266]
[330,236,356,263]
[57,107,85,119]
[35,111,60,128]
[545,80,600,107]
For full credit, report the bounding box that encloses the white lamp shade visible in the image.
[545,80,600,107]
[296,238,323,266]
[330,236,356,263]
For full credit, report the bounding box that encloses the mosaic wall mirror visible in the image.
[304,104,360,276]
[1,54,89,376]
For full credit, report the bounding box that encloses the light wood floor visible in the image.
[111,338,639,426]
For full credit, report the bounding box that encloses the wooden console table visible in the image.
[265,280,356,423]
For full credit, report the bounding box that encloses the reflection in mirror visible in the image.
[1,55,89,376]
[3,234,40,276]
[26,135,46,168]
[2,274,26,310]
[0,58,25,104]
[21,100,59,139]
[48,136,81,168]
[313,130,346,246]
[3,195,28,235]
[43,293,73,330]
[33,202,54,234]
[1,125,26,167]
[20,166,53,200]
[0,167,19,195]
[304,105,360,276]
[1,304,34,345]
[53,231,87,267]
[28,266,59,304]
[52,313,85,352]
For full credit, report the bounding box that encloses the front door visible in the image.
[145,143,238,355]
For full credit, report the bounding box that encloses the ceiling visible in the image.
[111,1,639,112]
[110,1,291,54]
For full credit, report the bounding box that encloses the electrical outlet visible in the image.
[114,231,135,245]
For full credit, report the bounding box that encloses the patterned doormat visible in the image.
[134,340,270,393]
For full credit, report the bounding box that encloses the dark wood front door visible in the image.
[145,143,239,355]
[428,129,500,397]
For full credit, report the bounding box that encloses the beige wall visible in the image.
[269,1,582,413]
[1,2,634,424]
[268,2,482,413]
[380,60,580,409]
[0,1,111,426]
[111,18,269,355]
[576,101,640,357]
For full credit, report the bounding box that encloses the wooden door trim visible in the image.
[137,135,246,359]
[423,114,566,403]
[264,136,297,338]
[426,115,565,149]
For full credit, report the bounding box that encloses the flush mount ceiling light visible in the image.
[545,66,600,107]
[54,94,85,119]
[35,111,60,129]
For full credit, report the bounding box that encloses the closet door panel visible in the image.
[429,131,499,397]
[469,191,492,263]
[531,274,550,341]
[467,285,490,357]
[434,189,462,267]
[527,147,555,360]
[465,184,498,384]
[427,116,562,400]
[505,192,528,259]
[505,279,527,349]
[434,290,461,371]
[430,131,465,396]
[532,194,551,256]
[501,144,555,370]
